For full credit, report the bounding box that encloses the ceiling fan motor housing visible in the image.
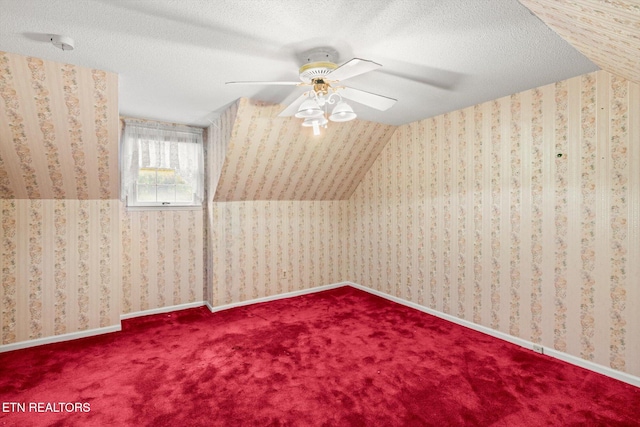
[298,47,339,83]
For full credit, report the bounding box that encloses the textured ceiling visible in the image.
[0,51,119,199]
[519,0,640,85]
[213,98,396,201]
[0,0,598,127]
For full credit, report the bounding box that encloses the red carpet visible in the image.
[1,286,639,426]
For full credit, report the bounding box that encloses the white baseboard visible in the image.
[120,301,207,320]
[346,281,640,388]
[0,324,122,353]
[205,282,350,313]
[4,282,637,389]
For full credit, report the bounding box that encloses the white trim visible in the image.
[346,281,640,388]
[0,325,121,353]
[122,118,205,133]
[542,347,640,387]
[205,282,349,314]
[120,301,207,320]
[126,205,202,212]
[4,282,637,388]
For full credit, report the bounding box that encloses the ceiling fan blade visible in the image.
[277,91,310,117]
[325,58,381,82]
[225,81,301,86]
[339,87,397,111]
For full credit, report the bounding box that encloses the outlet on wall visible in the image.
[532,344,544,354]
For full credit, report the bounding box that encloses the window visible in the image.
[121,120,204,208]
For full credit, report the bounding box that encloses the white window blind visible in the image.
[121,121,204,207]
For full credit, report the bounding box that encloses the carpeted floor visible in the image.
[1,286,639,426]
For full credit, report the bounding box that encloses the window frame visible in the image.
[121,120,204,210]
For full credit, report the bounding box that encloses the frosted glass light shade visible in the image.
[329,102,357,122]
[301,116,328,127]
[295,99,323,118]
[302,116,328,135]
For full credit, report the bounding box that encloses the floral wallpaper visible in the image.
[0,52,121,346]
[213,98,396,201]
[116,117,207,314]
[0,199,120,344]
[208,200,347,307]
[348,70,640,377]
[206,104,348,307]
[1,47,638,387]
[120,207,204,314]
[0,51,119,200]
[519,0,640,84]
[204,102,238,303]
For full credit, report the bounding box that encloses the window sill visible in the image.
[126,205,203,212]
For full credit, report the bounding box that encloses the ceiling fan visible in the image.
[226,47,397,134]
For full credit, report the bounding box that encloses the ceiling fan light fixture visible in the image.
[302,116,328,135]
[294,98,323,118]
[301,116,328,127]
[229,48,397,127]
[329,101,357,122]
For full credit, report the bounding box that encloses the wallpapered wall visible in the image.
[520,0,640,85]
[1,200,120,344]
[1,48,638,384]
[118,117,206,314]
[0,51,119,199]
[204,100,238,304]
[206,103,348,307]
[348,70,640,377]
[120,207,204,315]
[0,52,121,345]
[208,200,347,307]
[213,98,396,201]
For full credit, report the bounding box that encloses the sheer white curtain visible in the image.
[120,120,204,204]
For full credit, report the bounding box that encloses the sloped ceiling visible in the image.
[520,0,640,84]
[0,51,119,199]
[213,98,396,201]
